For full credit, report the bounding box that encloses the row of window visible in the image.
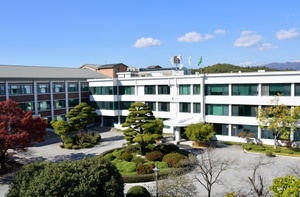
[19,99,80,111]
[90,101,201,113]
[89,83,300,96]
[0,83,89,95]
[213,123,300,141]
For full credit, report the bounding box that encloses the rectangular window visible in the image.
[158,85,170,95]
[68,83,78,92]
[232,105,257,117]
[68,99,79,108]
[90,86,117,95]
[179,85,190,95]
[262,84,291,96]
[9,84,33,95]
[295,84,300,96]
[0,84,5,95]
[144,85,156,95]
[232,84,258,96]
[193,103,201,113]
[120,101,134,110]
[145,102,156,111]
[38,101,51,111]
[54,100,65,109]
[205,84,229,95]
[213,124,229,136]
[81,83,89,91]
[53,83,65,93]
[158,102,170,112]
[193,84,201,95]
[119,86,135,95]
[19,102,34,111]
[232,125,258,138]
[37,84,50,94]
[206,104,229,116]
[179,102,191,113]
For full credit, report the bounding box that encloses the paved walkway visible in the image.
[1,127,300,197]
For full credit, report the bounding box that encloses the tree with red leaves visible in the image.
[0,99,47,171]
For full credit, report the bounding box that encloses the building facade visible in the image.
[89,70,300,145]
[0,65,106,126]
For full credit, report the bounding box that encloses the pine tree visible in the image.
[122,102,163,155]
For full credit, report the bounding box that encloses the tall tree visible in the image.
[66,102,97,132]
[122,102,163,155]
[0,99,47,171]
[256,96,300,148]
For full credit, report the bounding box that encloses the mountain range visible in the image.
[262,62,300,70]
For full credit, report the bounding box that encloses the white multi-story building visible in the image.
[88,70,300,145]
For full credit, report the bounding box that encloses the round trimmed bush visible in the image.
[119,152,133,161]
[157,161,168,169]
[126,185,151,197]
[131,156,145,165]
[136,163,154,175]
[145,150,164,161]
[113,149,125,158]
[162,152,187,167]
[104,153,116,161]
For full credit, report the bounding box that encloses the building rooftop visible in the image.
[0,65,107,80]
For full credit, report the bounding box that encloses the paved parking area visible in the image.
[1,128,300,197]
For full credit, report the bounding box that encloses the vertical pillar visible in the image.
[33,81,38,115]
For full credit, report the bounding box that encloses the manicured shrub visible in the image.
[82,142,92,148]
[63,137,74,144]
[125,144,140,153]
[162,152,187,167]
[157,161,168,169]
[131,156,145,165]
[104,153,116,161]
[145,150,164,161]
[91,133,101,144]
[124,163,137,173]
[119,152,133,161]
[7,157,124,197]
[64,143,73,149]
[136,163,154,175]
[72,145,80,149]
[113,149,125,158]
[126,185,151,197]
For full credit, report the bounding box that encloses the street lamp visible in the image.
[153,164,160,197]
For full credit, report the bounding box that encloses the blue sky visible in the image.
[0,0,299,69]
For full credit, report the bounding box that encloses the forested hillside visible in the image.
[191,63,293,74]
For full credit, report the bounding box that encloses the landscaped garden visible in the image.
[101,143,196,183]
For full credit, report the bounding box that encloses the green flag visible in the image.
[197,56,202,66]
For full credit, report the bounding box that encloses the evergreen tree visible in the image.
[122,102,163,155]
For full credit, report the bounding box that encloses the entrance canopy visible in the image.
[163,117,202,127]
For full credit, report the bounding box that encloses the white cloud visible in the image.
[234,30,262,47]
[177,32,214,43]
[258,43,278,50]
[214,29,226,34]
[133,37,161,48]
[276,28,299,40]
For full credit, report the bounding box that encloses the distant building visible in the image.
[81,63,128,78]
[0,65,106,126]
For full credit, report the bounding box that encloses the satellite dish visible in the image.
[179,64,183,70]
